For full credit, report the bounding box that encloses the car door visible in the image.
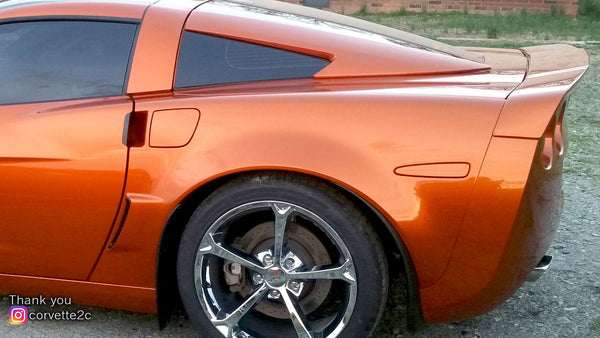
[0,19,138,280]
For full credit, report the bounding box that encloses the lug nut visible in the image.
[283,258,295,270]
[263,254,274,266]
[252,273,264,285]
[268,289,280,299]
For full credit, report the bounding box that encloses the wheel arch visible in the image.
[155,168,424,330]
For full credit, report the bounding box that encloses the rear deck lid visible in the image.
[494,44,590,138]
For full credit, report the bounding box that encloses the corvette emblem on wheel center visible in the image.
[265,267,287,287]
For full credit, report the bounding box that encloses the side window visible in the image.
[0,20,137,105]
[175,31,329,88]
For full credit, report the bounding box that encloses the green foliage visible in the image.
[579,0,600,18]
[486,25,498,39]
[352,9,599,42]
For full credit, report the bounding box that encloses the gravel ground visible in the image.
[1,48,598,338]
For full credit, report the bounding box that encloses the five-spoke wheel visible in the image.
[177,174,387,337]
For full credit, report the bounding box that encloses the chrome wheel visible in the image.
[193,201,357,338]
[177,174,388,338]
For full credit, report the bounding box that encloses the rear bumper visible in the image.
[409,44,587,325]
[419,130,565,323]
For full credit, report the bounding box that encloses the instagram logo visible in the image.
[9,306,28,325]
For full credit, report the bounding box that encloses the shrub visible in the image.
[578,0,600,18]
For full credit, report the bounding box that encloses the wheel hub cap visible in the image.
[265,266,287,287]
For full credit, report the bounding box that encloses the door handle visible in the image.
[122,111,148,147]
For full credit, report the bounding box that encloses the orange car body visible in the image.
[0,0,589,328]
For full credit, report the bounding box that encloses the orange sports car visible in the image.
[0,0,589,336]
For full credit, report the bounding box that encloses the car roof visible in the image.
[189,0,490,77]
[0,0,154,19]
[0,0,491,77]
[0,0,154,9]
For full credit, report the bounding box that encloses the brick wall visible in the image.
[284,0,579,17]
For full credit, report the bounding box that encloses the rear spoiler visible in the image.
[493,44,589,138]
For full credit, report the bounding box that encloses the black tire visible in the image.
[177,173,388,337]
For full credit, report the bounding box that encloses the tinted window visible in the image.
[0,20,137,105]
[175,32,329,88]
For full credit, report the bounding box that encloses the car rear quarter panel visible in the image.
[90,88,504,294]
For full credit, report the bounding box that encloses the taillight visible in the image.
[554,102,566,156]
[542,129,554,170]
[541,100,567,170]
